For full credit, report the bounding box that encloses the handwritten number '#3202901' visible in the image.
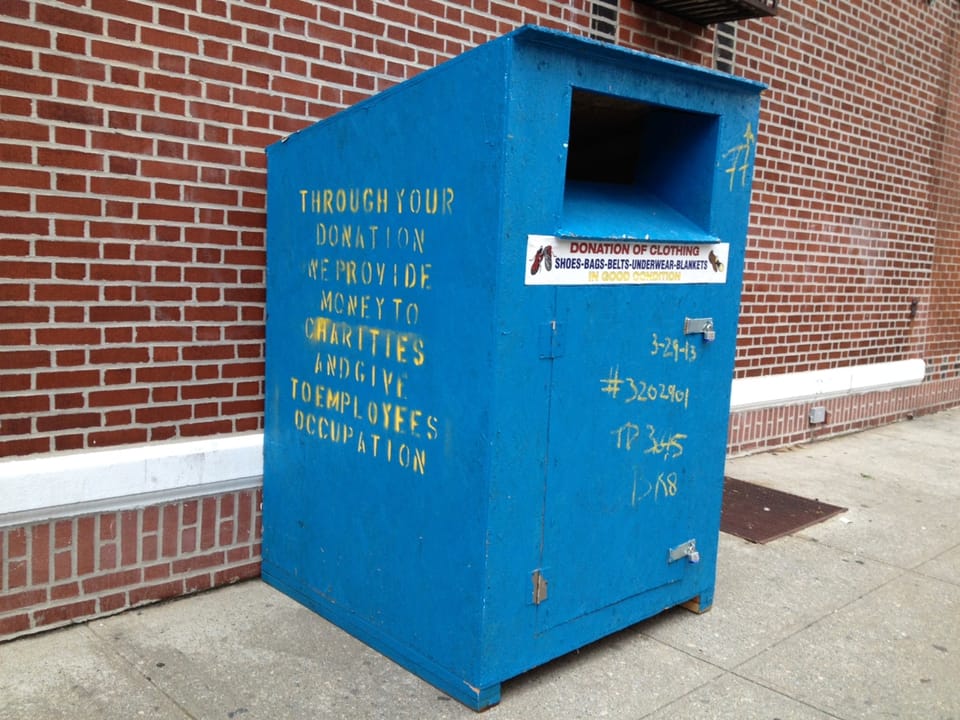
[599,367,691,408]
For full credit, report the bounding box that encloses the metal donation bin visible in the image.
[263,26,763,710]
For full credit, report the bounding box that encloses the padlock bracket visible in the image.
[684,317,716,342]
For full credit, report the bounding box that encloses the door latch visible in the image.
[668,539,701,564]
[684,317,716,342]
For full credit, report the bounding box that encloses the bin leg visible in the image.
[681,588,714,614]
[452,680,501,712]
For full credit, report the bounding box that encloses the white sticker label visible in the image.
[524,235,729,286]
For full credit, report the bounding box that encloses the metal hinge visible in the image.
[531,569,549,604]
[538,320,565,359]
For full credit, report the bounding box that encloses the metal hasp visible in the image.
[262,25,764,711]
[635,0,777,26]
[669,539,701,564]
[685,317,717,342]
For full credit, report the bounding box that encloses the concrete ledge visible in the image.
[0,433,263,527]
[729,359,926,411]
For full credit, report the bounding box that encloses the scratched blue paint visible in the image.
[263,26,763,711]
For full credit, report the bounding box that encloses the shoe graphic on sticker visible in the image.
[531,246,545,275]
[708,250,724,273]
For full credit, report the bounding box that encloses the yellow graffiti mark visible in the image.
[723,122,755,191]
[601,367,691,409]
[611,421,641,451]
[612,422,687,458]
[655,471,679,499]
[644,424,687,460]
[650,333,698,363]
[632,470,680,506]
[599,366,625,399]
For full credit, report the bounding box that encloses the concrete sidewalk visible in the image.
[2,408,958,719]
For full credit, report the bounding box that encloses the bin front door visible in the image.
[535,277,729,633]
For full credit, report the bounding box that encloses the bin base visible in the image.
[263,563,715,711]
[262,565,502,711]
[682,590,714,614]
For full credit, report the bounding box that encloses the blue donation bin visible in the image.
[263,26,763,710]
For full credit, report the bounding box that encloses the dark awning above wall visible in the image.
[636,0,777,25]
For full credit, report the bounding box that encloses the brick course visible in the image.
[0,487,261,641]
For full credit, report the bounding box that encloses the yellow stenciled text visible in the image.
[304,317,426,366]
[298,187,454,216]
[289,373,438,477]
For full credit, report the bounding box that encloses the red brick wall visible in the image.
[734,2,960,382]
[1,0,291,456]
[925,16,960,385]
[0,487,260,640]
[5,2,954,460]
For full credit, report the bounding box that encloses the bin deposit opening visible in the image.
[561,88,720,240]
[565,89,651,185]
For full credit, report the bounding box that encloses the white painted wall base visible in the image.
[729,358,926,411]
[0,433,263,527]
